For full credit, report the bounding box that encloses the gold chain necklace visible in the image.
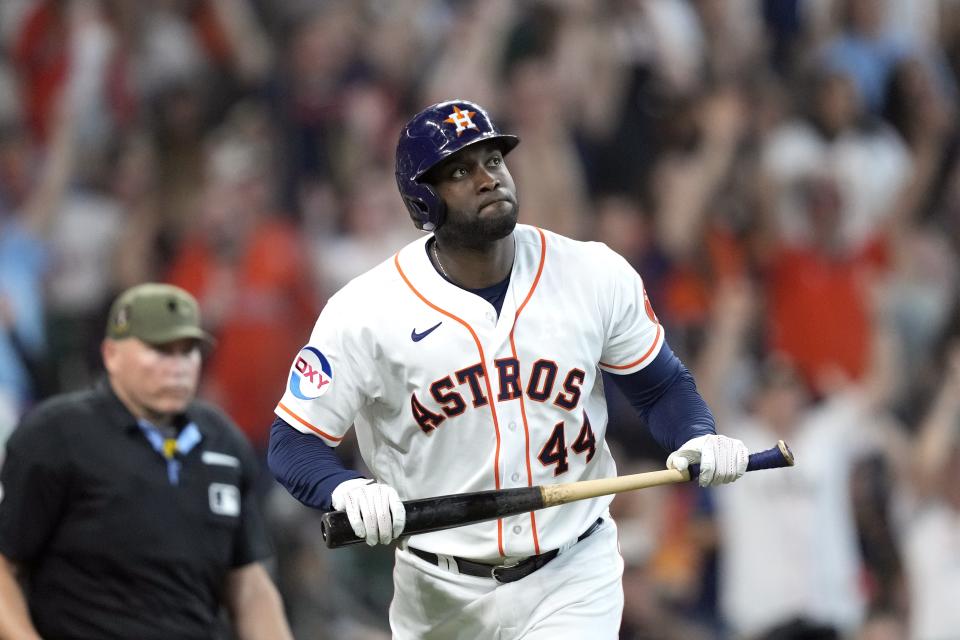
[432,241,451,280]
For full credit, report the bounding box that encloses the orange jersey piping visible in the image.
[508,227,547,553]
[277,402,344,442]
[598,323,663,370]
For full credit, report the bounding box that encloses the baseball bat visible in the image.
[321,440,794,548]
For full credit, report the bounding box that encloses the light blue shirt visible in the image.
[136,419,203,485]
[0,217,48,413]
[821,32,909,113]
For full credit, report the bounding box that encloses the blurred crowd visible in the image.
[2,0,960,638]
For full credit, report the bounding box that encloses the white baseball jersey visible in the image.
[275,224,663,562]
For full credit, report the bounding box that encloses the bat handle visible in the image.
[688,439,794,482]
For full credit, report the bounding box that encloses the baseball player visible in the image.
[268,100,749,638]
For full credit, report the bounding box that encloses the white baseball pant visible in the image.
[389,515,624,639]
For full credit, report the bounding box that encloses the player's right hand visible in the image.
[666,434,748,487]
[331,478,406,546]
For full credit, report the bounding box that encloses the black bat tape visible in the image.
[321,440,794,549]
[321,486,544,549]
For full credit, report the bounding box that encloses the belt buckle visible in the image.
[491,559,523,584]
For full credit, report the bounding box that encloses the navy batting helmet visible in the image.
[395,100,519,231]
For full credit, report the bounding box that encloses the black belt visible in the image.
[407,517,604,584]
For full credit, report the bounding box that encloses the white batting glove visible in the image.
[331,478,406,546]
[666,434,748,487]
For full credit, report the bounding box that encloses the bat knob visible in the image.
[321,510,362,548]
[777,440,795,466]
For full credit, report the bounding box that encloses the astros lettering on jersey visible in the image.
[275,224,663,562]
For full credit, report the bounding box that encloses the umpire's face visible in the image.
[103,337,202,424]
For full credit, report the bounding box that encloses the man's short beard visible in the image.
[439,203,519,250]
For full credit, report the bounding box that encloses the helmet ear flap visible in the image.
[401,181,445,231]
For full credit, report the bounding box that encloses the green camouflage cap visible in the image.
[106,283,214,346]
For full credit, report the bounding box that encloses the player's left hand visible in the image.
[666,434,748,487]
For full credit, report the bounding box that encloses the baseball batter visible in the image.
[268,100,749,639]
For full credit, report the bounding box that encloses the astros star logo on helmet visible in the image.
[444,105,477,135]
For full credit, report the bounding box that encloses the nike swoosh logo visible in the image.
[411,322,442,342]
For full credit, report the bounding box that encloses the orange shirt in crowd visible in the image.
[765,239,887,391]
[662,227,750,328]
[166,219,320,450]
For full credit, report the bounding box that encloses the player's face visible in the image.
[427,141,519,247]
[103,337,202,423]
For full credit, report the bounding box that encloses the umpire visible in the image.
[0,284,292,639]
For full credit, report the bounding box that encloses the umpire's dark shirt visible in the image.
[0,381,272,639]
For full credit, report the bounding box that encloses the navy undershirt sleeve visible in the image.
[608,343,716,453]
[267,417,362,511]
